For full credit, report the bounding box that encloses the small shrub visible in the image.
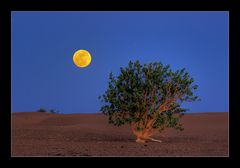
[49,109,60,114]
[37,108,46,112]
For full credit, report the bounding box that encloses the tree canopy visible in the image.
[99,60,199,143]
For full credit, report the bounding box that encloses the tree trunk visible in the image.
[136,137,146,143]
[133,127,162,143]
[131,121,163,143]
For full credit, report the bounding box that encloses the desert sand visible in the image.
[12,112,228,157]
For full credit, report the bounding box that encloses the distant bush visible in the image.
[37,108,46,112]
[37,108,60,114]
[49,109,60,114]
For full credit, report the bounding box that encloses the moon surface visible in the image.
[73,49,92,68]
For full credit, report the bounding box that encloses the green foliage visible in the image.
[99,60,199,131]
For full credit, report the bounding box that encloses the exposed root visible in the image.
[147,137,162,143]
[136,137,162,143]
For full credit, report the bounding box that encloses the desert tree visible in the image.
[99,60,199,143]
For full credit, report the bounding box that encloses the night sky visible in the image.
[12,11,228,113]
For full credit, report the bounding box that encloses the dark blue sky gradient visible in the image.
[12,12,228,113]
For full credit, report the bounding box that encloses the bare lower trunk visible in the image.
[132,127,162,143]
[136,137,146,143]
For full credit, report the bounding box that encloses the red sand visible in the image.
[12,112,228,156]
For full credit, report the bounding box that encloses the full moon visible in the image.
[73,49,92,68]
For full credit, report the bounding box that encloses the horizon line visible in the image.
[11,111,229,114]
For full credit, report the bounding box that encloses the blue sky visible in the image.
[11,11,228,113]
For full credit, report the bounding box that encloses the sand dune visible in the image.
[12,112,228,156]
